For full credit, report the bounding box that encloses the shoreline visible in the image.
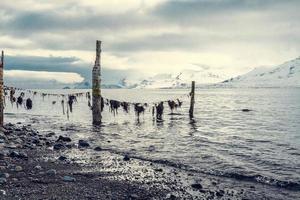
[0,122,299,199]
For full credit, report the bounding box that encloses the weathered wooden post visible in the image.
[189,81,195,119]
[0,51,4,127]
[92,41,102,125]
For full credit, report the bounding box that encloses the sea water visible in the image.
[4,88,300,190]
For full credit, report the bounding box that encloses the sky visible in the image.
[1,0,300,86]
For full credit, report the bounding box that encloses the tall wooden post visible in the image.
[0,51,4,127]
[189,81,195,119]
[92,41,102,125]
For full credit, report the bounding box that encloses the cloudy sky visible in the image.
[1,0,299,86]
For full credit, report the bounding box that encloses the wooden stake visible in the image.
[189,81,195,119]
[0,51,4,127]
[92,40,102,125]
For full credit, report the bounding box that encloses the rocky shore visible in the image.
[0,123,299,200]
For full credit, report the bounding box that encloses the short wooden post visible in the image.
[92,41,102,125]
[189,81,195,119]
[0,51,4,127]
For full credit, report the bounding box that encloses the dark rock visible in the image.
[123,154,130,161]
[94,146,102,151]
[57,136,71,142]
[0,178,7,184]
[0,173,9,178]
[45,132,55,137]
[53,143,65,150]
[78,140,90,148]
[216,190,225,197]
[46,169,57,176]
[58,156,67,161]
[191,183,203,190]
[242,109,252,112]
[9,151,28,159]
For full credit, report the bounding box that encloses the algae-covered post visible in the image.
[0,51,3,127]
[92,40,102,125]
[189,81,195,119]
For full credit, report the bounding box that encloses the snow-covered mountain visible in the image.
[121,69,224,89]
[219,57,300,87]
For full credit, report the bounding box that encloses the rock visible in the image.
[45,132,55,137]
[9,151,28,159]
[129,194,139,199]
[57,136,72,142]
[46,169,57,176]
[78,140,90,148]
[53,143,65,150]
[148,145,156,152]
[58,156,67,161]
[0,173,9,178]
[0,178,7,184]
[94,146,102,151]
[123,154,130,161]
[166,193,177,200]
[34,165,42,170]
[15,166,23,172]
[242,109,252,112]
[191,183,203,190]
[216,190,225,197]
[63,176,76,182]
[0,189,6,195]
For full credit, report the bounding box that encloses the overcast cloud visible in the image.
[0,0,299,86]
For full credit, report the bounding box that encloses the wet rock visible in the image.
[129,194,139,199]
[78,140,90,148]
[166,193,177,200]
[0,178,7,184]
[34,165,42,170]
[94,146,102,151]
[242,109,252,112]
[0,189,6,195]
[216,190,225,197]
[0,173,9,178]
[191,183,203,190]
[9,151,28,159]
[46,169,57,176]
[15,166,23,172]
[148,145,156,152]
[63,176,76,182]
[123,154,130,161]
[58,156,67,161]
[53,143,65,150]
[45,132,55,137]
[57,136,72,142]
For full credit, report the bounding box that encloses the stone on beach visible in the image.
[57,135,72,142]
[46,169,57,176]
[94,146,102,151]
[123,154,130,161]
[0,178,7,184]
[53,143,65,150]
[63,176,76,182]
[78,140,90,148]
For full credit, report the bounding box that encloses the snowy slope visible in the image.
[219,57,300,87]
[123,69,224,89]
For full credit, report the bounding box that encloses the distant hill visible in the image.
[218,57,300,87]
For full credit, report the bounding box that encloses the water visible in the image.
[4,88,300,190]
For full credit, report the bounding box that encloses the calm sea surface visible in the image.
[5,88,300,190]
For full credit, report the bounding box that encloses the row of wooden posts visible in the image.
[0,41,195,127]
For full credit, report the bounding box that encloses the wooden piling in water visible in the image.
[0,51,4,127]
[189,81,195,119]
[92,41,102,125]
